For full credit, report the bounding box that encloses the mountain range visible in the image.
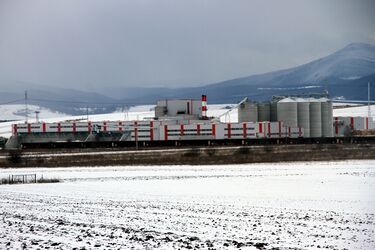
[1,42,374,115]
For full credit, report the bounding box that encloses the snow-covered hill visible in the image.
[0,104,67,121]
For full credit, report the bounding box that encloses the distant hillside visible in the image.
[0,82,120,115]
[120,42,375,103]
[1,43,374,115]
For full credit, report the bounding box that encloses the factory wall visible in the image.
[334,116,374,137]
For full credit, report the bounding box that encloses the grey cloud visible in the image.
[0,0,374,92]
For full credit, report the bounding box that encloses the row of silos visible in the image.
[238,98,333,138]
[238,102,272,123]
[277,98,333,138]
[238,102,258,122]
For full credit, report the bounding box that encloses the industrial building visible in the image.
[155,97,205,120]
[5,94,374,149]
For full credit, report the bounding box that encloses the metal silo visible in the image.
[238,101,258,122]
[270,102,278,121]
[258,102,271,122]
[309,102,322,137]
[297,102,310,137]
[277,99,298,127]
[321,101,333,137]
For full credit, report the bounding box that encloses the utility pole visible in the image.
[35,111,40,123]
[25,91,28,123]
[368,82,371,119]
[123,105,129,121]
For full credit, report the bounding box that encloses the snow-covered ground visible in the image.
[0,104,66,121]
[0,160,374,249]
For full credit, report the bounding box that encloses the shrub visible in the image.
[7,150,22,164]
[236,147,250,155]
[183,148,201,157]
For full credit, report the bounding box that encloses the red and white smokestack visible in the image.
[201,95,207,119]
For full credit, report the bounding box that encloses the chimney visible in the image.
[201,95,207,119]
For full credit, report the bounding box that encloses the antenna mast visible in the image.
[25,91,28,123]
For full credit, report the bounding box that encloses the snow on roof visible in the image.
[278,97,329,103]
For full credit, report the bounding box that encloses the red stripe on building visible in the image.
[258,123,263,133]
[288,127,291,137]
[118,121,123,132]
[180,124,184,136]
[164,125,168,141]
[227,123,231,139]
[212,124,216,138]
[103,122,107,132]
[57,123,61,133]
[134,127,138,141]
[13,124,17,134]
[268,122,271,137]
[350,117,354,129]
[27,123,31,134]
[42,123,46,133]
[197,124,201,135]
[243,123,247,138]
[150,121,154,141]
[88,122,91,133]
[366,117,369,130]
[335,117,339,135]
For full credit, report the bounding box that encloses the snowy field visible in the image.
[0,104,67,121]
[1,160,374,249]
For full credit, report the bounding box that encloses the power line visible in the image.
[28,98,149,106]
[0,99,25,105]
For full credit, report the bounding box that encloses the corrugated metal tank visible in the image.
[297,102,310,137]
[270,102,278,122]
[257,102,271,122]
[309,102,322,137]
[155,106,167,118]
[321,101,333,137]
[277,101,298,127]
[238,102,258,122]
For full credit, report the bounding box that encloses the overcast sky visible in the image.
[0,0,374,91]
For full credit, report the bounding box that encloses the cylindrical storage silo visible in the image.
[309,102,322,137]
[277,100,298,127]
[297,102,310,137]
[270,102,278,122]
[238,102,258,122]
[321,101,333,137]
[258,102,271,122]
